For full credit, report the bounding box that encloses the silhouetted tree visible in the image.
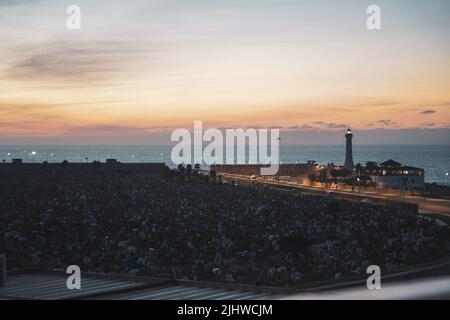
[62,160,69,175]
[186,164,192,182]
[177,164,185,182]
[194,163,200,180]
[341,168,352,177]
[365,161,378,174]
[210,169,217,183]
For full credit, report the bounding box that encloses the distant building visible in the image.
[344,128,355,171]
[370,159,425,190]
[106,159,118,164]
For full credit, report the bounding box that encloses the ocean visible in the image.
[0,145,449,185]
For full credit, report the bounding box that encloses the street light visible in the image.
[30,151,37,163]
[357,177,361,193]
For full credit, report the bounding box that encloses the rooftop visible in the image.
[380,159,402,167]
[2,269,450,300]
[0,270,294,300]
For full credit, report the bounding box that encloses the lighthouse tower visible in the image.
[344,127,355,171]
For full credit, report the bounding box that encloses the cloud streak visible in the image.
[376,119,398,126]
[6,39,170,86]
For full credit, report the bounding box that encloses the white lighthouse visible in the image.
[344,127,355,171]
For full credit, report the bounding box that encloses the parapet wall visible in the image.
[0,162,168,176]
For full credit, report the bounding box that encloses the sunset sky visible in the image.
[0,0,449,144]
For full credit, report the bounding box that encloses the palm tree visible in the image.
[365,161,378,174]
[186,164,193,182]
[210,169,217,183]
[194,163,201,182]
[366,161,378,170]
[341,168,352,177]
[177,164,185,182]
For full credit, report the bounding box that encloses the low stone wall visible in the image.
[0,162,168,176]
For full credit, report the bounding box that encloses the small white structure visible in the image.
[370,159,425,190]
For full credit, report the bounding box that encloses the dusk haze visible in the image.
[0,0,449,144]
